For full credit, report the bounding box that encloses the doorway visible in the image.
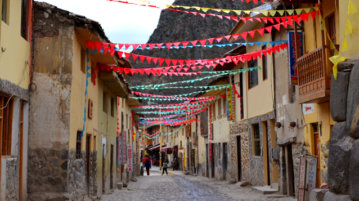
[270,120,279,183]
[110,144,114,189]
[211,144,215,178]
[262,121,271,185]
[237,136,242,181]
[102,144,106,193]
[223,143,228,180]
[206,144,209,177]
[86,134,91,194]
[285,144,295,196]
[312,123,321,187]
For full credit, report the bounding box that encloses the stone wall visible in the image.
[28,149,69,201]
[68,151,87,201]
[229,121,250,183]
[323,61,359,201]
[1,158,18,201]
[89,151,98,198]
[248,112,275,186]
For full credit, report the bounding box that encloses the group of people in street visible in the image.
[141,154,180,176]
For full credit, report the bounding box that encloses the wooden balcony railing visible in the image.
[297,47,330,103]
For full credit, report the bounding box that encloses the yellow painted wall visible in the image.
[339,0,359,59]
[0,0,30,89]
[303,102,335,186]
[246,34,275,119]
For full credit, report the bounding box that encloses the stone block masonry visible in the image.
[1,158,18,201]
[323,60,359,201]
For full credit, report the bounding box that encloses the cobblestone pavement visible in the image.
[100,169,296,201]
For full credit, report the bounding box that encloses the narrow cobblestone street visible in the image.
[101,169,296,201]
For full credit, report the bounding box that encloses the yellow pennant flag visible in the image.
[304,8,312,13]
[201,8,209,12]
[349,0,358,15]
[243,10,251,14]
[261,11,269,16]
[222,9,232,14]
[329,54,347,80]
[277,10,285,16]
[296,8,304,14]
[287,10,294,15]
[345,19,353,35]
[269,10,277,16]
[342,37,349,51]
[234,10,242,15]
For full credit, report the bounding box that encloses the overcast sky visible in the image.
[38,0,174,43]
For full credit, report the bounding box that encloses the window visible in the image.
[212,104,216,120]
[252,123,261,156]
[21,0,29,40]
[2,0,8,24]
[76,131,82,159]
[262,45,268,80]
[88,99,93,120]
[0,95,13,156]
[111,97,115,117]
[218,99,222,117]
[103,92,108,113]
[121,112,124,131]
[125,114,128,129]
[248,60,258,88]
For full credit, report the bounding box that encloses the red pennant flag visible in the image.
[146,57,152,64]
[265,26,273,33]
[215,37,223,43]
[109,43,116,56]
[199,39,207,47]
[274,17,281,23]
[224,35,232,41]
[241,17,247,23]
[124,44,131,50]
[103,43,110,54]
[144,69,151,75]
[172,60,178,66]
[132,44,139,50]
[232,34,239,41]
[257,28,265,36]
[254,17,262,22]
[96,42,103,52]
[216,15,223,20]
[140,44,147,51]
[139,55,146,62]
[173,42,181,48]
[240,32,248,40]
[267,17,274,24]
[86,41,95,50]
[248,30,256,38]
[165,59,171,66]
[310,11,317,19]
[149,44,156,50]
[262,17,268,24]
[199,13,206,18]
[231,16,239,22]
[182,41,190,48]
[301,13,310,21]
[166,43,173,50]
[274,24,281,31]
[225,16,231,20]
[191,40,198,47]
[124,68,131,74]
[156,43,163,49]
[159,58,165,66]
[139,69,145,75]
[293,15,301,24]
[132,54,138,61]
[208,38,214,44]
[152,57,158,65]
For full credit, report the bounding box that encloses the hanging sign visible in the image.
[288,31,303,85]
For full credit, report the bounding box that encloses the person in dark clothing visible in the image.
[144,155,151,176]
[162,160,169,175]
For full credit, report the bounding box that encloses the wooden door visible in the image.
[314,132,321,187]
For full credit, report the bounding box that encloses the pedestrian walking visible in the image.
[162,160,169,175]
[144,155,151,176]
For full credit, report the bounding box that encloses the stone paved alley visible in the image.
[100,169,296,201]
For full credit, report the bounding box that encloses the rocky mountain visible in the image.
[127,0,259,103]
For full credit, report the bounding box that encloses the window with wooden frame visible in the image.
[21,0,29,40]
[262,45,268,80]
[217,99,221,118]
[1,0,9,24]
[88,99,93,120]
[252,123,261,156]
[0,95,14,156]
[111,97,115,117]
[248,60,258,89]
[103,92,108,113]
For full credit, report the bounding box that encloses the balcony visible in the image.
[297,47,330,103]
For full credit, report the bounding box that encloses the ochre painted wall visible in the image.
[339,0,359,59]
[246,34,275,119]
[0,0,30,89]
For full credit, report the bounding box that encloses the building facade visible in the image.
[28,2,129,201]
[0,0,32,200]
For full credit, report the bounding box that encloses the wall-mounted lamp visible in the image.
[275,122,282,128]
[289,121,297,128]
